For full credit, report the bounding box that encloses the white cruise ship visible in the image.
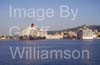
[77,25,95,39]
[82,29,94,39]
[19,23,47,40]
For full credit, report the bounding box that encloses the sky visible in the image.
[0,0,100,35]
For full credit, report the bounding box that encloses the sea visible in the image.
[0,39,100,65]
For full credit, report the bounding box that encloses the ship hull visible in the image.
[19,36,46,40]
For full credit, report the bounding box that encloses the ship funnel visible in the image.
[31,23,34,28]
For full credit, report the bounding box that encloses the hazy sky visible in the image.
[0,0,100,35]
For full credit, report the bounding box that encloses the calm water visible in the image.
[0,39,100,65]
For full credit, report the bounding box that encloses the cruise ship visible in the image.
[77,29,94,39]
[82,29,94,39]
[19,23,47,40]
[77,25,95,39]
